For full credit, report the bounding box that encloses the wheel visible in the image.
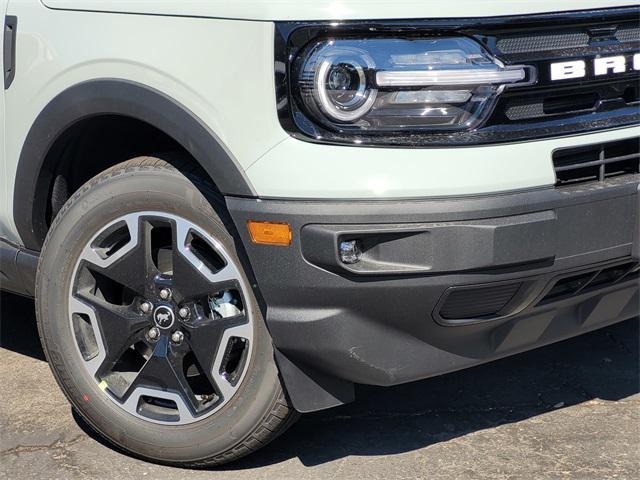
[36,156,298,466]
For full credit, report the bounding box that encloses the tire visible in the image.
[36,156,298,467]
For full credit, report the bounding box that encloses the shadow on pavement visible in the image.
[1,291,638,469]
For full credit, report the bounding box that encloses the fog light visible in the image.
[339,240,362,264]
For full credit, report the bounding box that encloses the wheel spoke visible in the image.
[75,291,149,376]
[171,222,240,302]
[84,218,159,298]
[172,254,239,302]
[122,336,201,414]
[184,314,248,400]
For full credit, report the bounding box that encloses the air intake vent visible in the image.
[439,283,522,321]
[541,262,638,303]
[553,138,640,186]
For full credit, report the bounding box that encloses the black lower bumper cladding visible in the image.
[227,176,640,413]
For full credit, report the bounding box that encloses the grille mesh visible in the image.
[440,283,521,320]
[497,24,639,55]
[505,102,545,121]
[505,92,601,121]
[497,33,589,54]
[616,26,640,43]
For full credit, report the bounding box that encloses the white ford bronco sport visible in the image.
[1,0,638,467]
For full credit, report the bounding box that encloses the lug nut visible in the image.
[147,327,160,340]
[159,288,172,300]
[171,331,184,344]
[178,307,190,319]
[140,301,153,314]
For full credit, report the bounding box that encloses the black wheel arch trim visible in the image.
[13,78,257,251]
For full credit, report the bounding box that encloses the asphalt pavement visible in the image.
[1,292,638,479]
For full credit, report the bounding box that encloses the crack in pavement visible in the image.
[1,435,86,457]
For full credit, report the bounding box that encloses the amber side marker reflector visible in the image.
[247,221,292,246]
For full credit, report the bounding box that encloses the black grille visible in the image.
[440,283,522,320]
[553,137,640,186]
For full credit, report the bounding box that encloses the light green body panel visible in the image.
[0,0,637,244]
[248,126,640,199]
[1,1,284,242]
[41,0,638,21]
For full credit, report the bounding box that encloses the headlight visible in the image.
[293,37,534,132]
[313,47,377,122]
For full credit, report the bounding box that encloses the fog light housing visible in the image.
[339,240,362,264]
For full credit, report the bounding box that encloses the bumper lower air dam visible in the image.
[227,177,640,412]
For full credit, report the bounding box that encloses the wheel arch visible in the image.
[13,79,256,251]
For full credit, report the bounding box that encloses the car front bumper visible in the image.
[226,176,639,412]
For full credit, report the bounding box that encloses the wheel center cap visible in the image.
[153,305,175,330]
